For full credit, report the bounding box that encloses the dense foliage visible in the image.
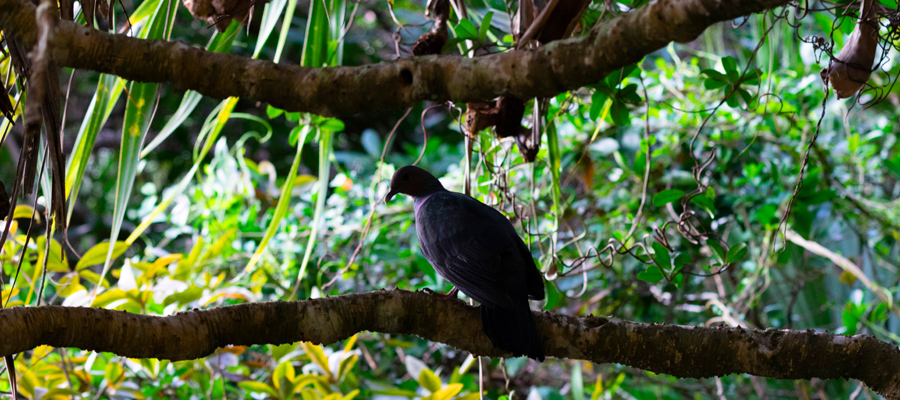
[0,0,898,398]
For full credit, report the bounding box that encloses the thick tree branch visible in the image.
[0,0,791,117]
[0,290,897,398]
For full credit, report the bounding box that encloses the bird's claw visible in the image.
[422,287,462,302]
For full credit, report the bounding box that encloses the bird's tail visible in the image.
[481,303,545,361]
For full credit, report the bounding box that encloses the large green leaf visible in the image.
[296,126,333,292]
[301,0,330,68]
[253,0,289,59]
[273,0,300,62]
[97,0,171,295]
[65,74,125,222]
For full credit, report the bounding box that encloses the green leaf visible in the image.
[725,88,739,107]
[301,342,332,377]
[426,384,462,400]
[722,56,739,82]
[543,279,560,310]
[105,359,124,386]
[884,155,900,179]
[651,242,671,272]
[318,117,345,133]
[708,241,726,264]
[296,128,332,290]
[872,303,888,322]
[690,195,715,217]
[547,121,562,234]
[610,101,630,126]
[126,0,162,25]
[478,11,494,41]
[618,84,641,104]
[725,243,748,264]
[572,361,585,400]
[253,0,289,59]
[267,105,284,119]
[301,0,330,68]
[637,266,664,283]
[842,305,859,335]
[239,381,278,397]
[704,79,729,90]
[99,79,157,289]
[65,74,125,222]
[273,0,300,61]
[700,69,727,82]
[76,241,129,271]
[738,88,753,105]
[673,253,691,272]
[653,189,684,207]
[418,368,442,393]
[272,361,296,392]
[141,91,202,158]
[756,204,779,228]
[454,19,479,40]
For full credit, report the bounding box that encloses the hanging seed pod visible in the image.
[821,0,878,98]
[412,0,450,56]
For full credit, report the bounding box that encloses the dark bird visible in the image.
[385,165,545,360]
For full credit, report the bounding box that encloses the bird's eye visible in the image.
[402,174,410,181]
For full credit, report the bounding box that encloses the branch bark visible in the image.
[1,290,897,398]
[0,0,791,117]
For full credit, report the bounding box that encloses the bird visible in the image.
[385,165,545,360]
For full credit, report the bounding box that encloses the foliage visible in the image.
[0,0,898,398]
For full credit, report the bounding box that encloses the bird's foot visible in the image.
[423,287,462,302]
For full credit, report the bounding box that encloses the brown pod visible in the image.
[821,0,878,98]
[412,0,450,56]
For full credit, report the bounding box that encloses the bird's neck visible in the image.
[412,184,446,214]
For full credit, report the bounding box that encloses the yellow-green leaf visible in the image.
[300,342,331,377]
[13,205,38,221]
[238,381,277,397]
[272,360,295,392]
[76,241,129,271]
[418,368,441,393]
[105,360,125,387]
[424,384,462,400]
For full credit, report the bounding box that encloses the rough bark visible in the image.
[0,290,897,398]
[0,0,792,117]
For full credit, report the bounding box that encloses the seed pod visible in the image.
[821,0,878,99]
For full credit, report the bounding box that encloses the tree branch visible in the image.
[0,0,791,117]
[1,290,897,398]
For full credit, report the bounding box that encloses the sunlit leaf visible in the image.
[76,241,129,271]
[239,381,278,397]
[301,342,332,377]
[418,368,441,393]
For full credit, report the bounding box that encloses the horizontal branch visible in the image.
[0,0,791,116]
[0,290,897,398]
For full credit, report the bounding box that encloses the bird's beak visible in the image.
[384,188,397,204]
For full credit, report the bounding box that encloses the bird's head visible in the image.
[385,165,445,202]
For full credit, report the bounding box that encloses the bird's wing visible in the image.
[416,192,526,310]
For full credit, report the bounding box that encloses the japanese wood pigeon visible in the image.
[385,165,545,360]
